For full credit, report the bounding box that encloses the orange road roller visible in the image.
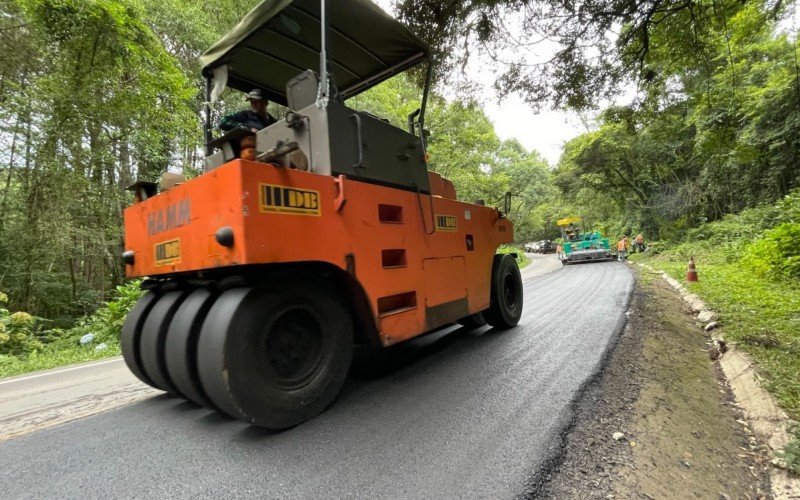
[121,0,523,429]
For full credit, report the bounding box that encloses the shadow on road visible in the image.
[129,322,520,446]
[348,324,507,380]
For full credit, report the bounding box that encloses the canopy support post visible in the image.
[317,0,329,108]
[205,75,213,155]
[419,60,433,152]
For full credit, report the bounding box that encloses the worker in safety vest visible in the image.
[634,233,645,253]
[617,236,628,261]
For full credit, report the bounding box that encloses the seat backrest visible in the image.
[286,70,319,110]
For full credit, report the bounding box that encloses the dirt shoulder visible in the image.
[540,268,772,499]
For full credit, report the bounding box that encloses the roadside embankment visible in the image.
[627,193,800,484]
[628,248,800,484]
[0,282,142,378]
[632,255,800,497]
[628,252,800,427]
[542,269,772,499]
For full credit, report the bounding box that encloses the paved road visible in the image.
[521,252,564,280]
[0,254,563,443]
[0,258,633,498]
[0,358,159,442]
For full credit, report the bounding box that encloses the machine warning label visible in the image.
[154,239,181,266]
[259,184,321,216]
[435,215,458,232]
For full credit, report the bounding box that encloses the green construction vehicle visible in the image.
[557,217,613,264]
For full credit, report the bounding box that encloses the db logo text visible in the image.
[260,184,321,216]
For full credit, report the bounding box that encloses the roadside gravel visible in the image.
[540,269,771,499]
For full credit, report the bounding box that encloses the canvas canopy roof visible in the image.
[557,217,583,226]
[199,0,430,106]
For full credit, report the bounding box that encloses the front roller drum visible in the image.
[164,288,218,408]
[484,254,524,329]
[121,291,159,387]
[197,284,354,429]
[139,290,189,395]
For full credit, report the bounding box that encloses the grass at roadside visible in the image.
[498,245,532,269]
[629,251,800,423]
[0,281,141,379]
[0,344,120,378]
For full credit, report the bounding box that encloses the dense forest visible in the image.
[0,0,798,326]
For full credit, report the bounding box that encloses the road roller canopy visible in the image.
[557,217,583,227]
[199,0,431,106]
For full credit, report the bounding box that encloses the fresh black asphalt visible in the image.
[0,261,634,498]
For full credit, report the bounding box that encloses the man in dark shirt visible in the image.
[219,89,277,132]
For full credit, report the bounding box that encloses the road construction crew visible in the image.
[219,89,277,132]
[634,233,645,253]
[565,223,578,241]
[617,236,628,261]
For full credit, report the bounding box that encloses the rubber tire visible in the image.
[484,254,523,329]
[121,291,159,387]
[197,284,354,429]
[195,288,250,420]
[139,290,188,395]
[164,289,217,408]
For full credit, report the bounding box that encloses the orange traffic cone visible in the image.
[686,256,698,282]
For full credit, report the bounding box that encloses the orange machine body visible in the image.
[124,160,513,346]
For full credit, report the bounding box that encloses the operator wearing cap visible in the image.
[219,89,277,132]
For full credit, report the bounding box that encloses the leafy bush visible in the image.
[498,245,532,269]
[0,281,144,377]
[0,292,44,356]
[742,222,800,282]
[685,204,780,245]
[645,241,666,254]
[777,428,800,476]
[49,280,144,348]
[776,191,800,223]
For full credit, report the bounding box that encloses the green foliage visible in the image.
[497,245,531,269]
[777,428,800,476]
[0,0,197,322]
[0,281,142,377]
[552,2,800,242]
[397,0,762,111]
[48,280,144,348]
[743,223,800,281]
[0,293,43,356]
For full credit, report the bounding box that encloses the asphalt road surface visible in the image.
[0,256,633,498]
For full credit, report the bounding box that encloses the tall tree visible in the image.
[395,0,786,110]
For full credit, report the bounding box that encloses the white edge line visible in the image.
[0,357,123,386]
